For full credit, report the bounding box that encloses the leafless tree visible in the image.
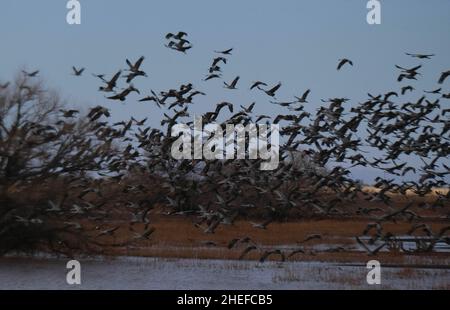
[0,73,124,255]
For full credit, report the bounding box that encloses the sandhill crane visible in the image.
[72,66,85,76]
[97,226,120,238]
[298,234,322,244]
[107,85,140,101]
[224,76,240,89]
[288,248,305,259]
[438,70,450,84]
[295,89,311,103]
[424,88,441,94]
[215,48,233,55]
[99,70,122,92]
[261,82,282,97]
[337,58,353,70]
[212,57,227,66]
[204,73,222,81]
[405,53,435,59]
[133,227,156,240]
[240,102,256,113]
[126,56,145,73]
[238,245,258,260]
[166,31,188,40]
[401,86,414,95]
[259,249,285,263]
[22,70,39,77]
[250,218,273,230]
[250,81,267,90]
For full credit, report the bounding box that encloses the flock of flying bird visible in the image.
[10,32,450,260]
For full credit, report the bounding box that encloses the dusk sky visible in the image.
[1,0,449,182]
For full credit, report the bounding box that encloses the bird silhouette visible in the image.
[294,89,311,103]
[337,58,353,70]
[215,48,233,55]
[224,76,240,89]
[72,66,85,76]
[250,81,267,90]
[107,85,140,101]
[99,71,122,92]
[22,70,39,77]
[438,70,450,84]
[238,245,258,260]
[166,31,188,40]
[405,52,435,59]
[259,249,285,262]
[260,82,282,97]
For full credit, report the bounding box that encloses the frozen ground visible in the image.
[0,256,449,290]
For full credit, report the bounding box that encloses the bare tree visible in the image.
[0,73,123,255]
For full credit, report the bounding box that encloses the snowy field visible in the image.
[0,256,449,290]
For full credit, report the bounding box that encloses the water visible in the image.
[1,256,449,290]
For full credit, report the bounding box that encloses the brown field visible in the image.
[91,215,450,266]
[11,177,449,266]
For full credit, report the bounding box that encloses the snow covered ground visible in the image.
[0,256,449,290]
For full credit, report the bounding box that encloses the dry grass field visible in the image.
[36,185,444,266]
[5,176,449,267]
[92,215,449,266]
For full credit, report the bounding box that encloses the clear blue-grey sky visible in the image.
[1,0,450,182]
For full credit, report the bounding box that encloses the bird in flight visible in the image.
[240,102,256,113]
[212,57,227,67]
[22,70,39,77]
[337,58,353,71]
[92,73,107,82]
[97,226,120,238]
[124,57,148,83]
[165,31,188,40]
[260,82,282,97]
[72,66,85,76]
[259,249,285,263]
[126,56,146,73]
[224,76,240,89]
[204,74,222,81]
[405,53,435,59]
[250,81,267,90]
[133,227,156,240]
[298,234,322,244]
[215,48,233,55]
[295,89,311,103]
[107,85,140,101]
[250,218,273,230]
[166,40,193,53]
[424,88,441,94]
[99,70,122,92]
[396,64,422,73]
[438,70,450,84]
[165,32,193,53]
[139,90,164,108]
[396,64,422,82]
[401,85,414,95]
[238,245,258,260]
